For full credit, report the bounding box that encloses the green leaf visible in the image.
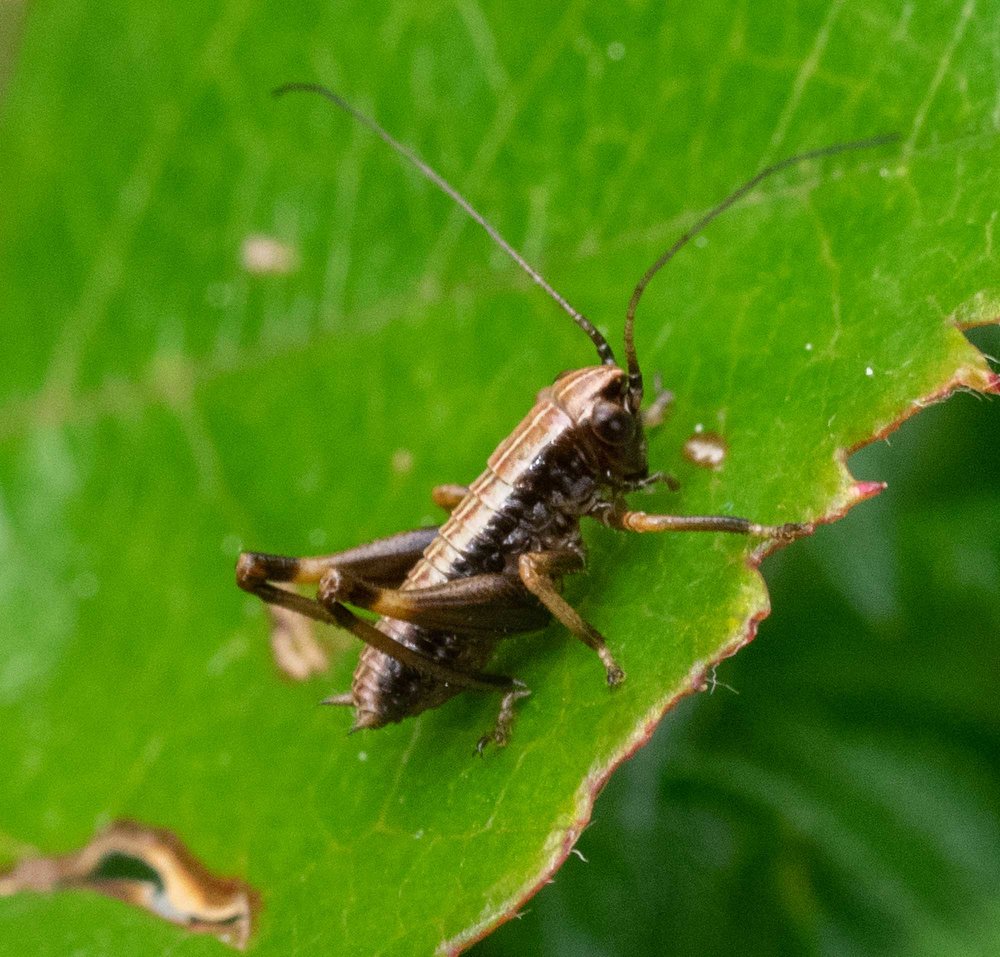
[0,2,996,955]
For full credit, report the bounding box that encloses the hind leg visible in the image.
[238,526,440,685]
[237,526,439,593]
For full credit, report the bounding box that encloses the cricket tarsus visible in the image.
[477,683,531,755]
[238,93,865,749]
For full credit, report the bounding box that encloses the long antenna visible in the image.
[622,132,900,408]
[274,83,617,366]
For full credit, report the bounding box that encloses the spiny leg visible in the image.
[327,600,531,748]
[238,526,438,592]
[305,584,517,693]
[315,562,544,750]
[238,528,438,693]
[242,570,516,691]
[317,566,545,750]
[432,483,470,512]
[518,550,625,686]
[240,523,538,746]
[317,567,549,636]
[237,537,516,694]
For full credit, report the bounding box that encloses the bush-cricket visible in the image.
[237,84,894,750]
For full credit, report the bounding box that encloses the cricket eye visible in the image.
[591,400,636,445]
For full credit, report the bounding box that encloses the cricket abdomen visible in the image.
[350,370,608,728]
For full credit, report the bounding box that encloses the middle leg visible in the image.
[518,550,625,686]
[432,484,470,512]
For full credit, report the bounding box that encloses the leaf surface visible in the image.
[0,1,997,954]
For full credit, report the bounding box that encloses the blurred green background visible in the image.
[2,1,998,954]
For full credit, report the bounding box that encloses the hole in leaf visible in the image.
[90,850,163,886]
[0,820,260,950]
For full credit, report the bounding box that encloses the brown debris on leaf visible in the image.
[269,581,331,680]
[683,431,728,470]
[0,820,259,950]
[240,234,298,275]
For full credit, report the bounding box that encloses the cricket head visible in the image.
[551,366,649,485]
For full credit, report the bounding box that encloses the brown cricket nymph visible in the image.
[237,85,894,750]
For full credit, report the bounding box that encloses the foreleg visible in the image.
[595,508,808,539]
